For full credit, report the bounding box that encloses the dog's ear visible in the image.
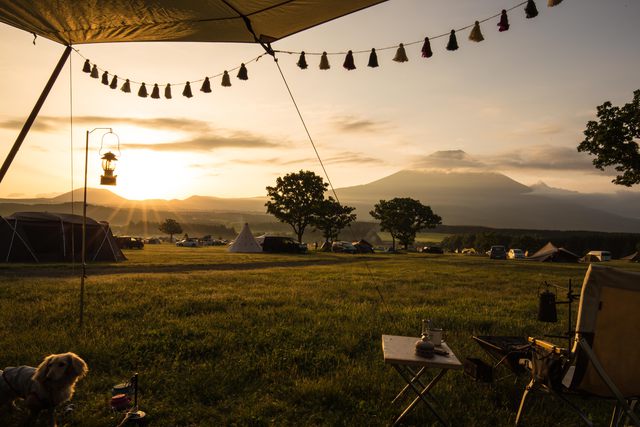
[32,354,54,383]
[68,353,88,379]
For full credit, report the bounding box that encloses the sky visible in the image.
[1,0,639,200]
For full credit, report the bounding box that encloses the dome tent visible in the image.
[1,212,125,262]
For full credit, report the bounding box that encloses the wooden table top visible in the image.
[382,335,463,369]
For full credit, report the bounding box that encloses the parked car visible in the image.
[487,245,507,260]
[508,248,525,259]
[261,236,307,253]
[144,237,161,245]
[115,236,144,249]
[332,241,357,254]
[419,246,444,254]
[176,238,199,247]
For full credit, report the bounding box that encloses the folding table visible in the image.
[382,335,463,426]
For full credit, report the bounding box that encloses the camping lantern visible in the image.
[100,151,117,185]
[538,287,558,323]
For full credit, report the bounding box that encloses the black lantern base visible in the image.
[101,175,117,185]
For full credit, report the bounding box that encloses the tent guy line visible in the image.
[74,0,560,96]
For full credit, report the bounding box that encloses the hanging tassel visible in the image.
[165,84,172,99]
[237,63,248,80]
[525,0,539,18]
[221,71,231,87]
[200,77,212,93]
[297,51,308,69]
[109,75,118,89]
[101,71,109,85]
[393,43,409,63]
[182,82,193,98]
[498,10,510,32]
[469,21,484,42]
[548,0,563,6]
[421,37,433,58]
[121,79,131,93]
[151,84,160,99]
[138,83,148,98]
[343,50,356,70]
[367,48,379,68]
[90,64,99,78]
[319,52,330,70]
[82,59,91,73]
[446,30,459,51]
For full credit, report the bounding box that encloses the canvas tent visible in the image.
[0,212,125,262]
[621,251,640,262]
[527,241,580,263]
[228,223,262,253]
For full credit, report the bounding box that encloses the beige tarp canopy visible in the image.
[0,0,387,45]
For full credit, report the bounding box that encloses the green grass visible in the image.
[1,247,638,426]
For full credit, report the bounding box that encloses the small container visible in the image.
[111,393,131,411]
[112,383,133,397]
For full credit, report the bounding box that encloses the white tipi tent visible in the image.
[228,223,262,253]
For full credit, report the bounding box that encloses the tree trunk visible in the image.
[391,235,396,251]
[169,233,173,243]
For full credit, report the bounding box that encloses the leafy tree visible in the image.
[265,170,328,243]
[313,197,357,243]
[158,218,182,242]
[370,198,442,250]
[578,89,640,186]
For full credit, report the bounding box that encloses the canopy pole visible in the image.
[0,45,72,185]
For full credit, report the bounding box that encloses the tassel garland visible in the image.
[151,84,160,99]
[90,64,99,78]
[237,63,248,80]
[121,79,131,93]
[525,0,539,18]
[138,83,148,98]
[221,71,231,87]
[393,43,409,63]
[498,10,510,32]
[101,71,109,85]
[421,37,433,58]
[548,0,563,6]
[200,77,212,93]
[165,84,172,99]
[319,52,330,70]
[469,21,484,42]
[182,82,193,98]
[297,51,308,69]
[82,59,91,73]
[367,48,379,68]
[343,50,356,70]
[446,30,459,51]
[109,75,118,89]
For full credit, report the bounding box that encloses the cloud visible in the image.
[124,132,281,152]
[324,151,385,165]
[412,150,486,169]
[487,145,598,172]
[229,151,384,167]
[331,116,390,133]
[0,116,212,133]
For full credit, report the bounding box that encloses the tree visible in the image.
[370,198,442,250]
[158,218,182,242]
[313,197,357,243]
[578,89,640,186]
[265,170,328,243]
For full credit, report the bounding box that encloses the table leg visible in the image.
[392,366,427,404]
[392,366,449,426]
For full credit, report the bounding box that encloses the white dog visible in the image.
[0,352,88,426]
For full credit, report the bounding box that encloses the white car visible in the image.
[508,248,525,259]
[176,238,199,247]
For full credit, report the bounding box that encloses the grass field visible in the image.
[1,246,638,426]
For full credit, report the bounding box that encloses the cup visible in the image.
[428,328,443,346]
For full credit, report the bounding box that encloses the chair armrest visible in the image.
[527,337,567,355]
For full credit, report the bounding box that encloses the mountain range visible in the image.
[2,169,640,233]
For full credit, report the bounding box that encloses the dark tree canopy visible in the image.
[313,197,357,242]
[265,170,328,243]
[158,218,183,242]
[370,197,442,250]
[578,89,640,186]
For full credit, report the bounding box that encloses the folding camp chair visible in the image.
[515,265,640,427]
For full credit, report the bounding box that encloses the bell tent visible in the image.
[1,212,125,262]
[228,223,262,253]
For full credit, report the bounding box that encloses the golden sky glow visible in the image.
[1,0,640,200]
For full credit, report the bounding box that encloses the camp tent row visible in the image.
[0,212,125,262]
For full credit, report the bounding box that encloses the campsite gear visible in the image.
[112,382,134,397]
[99,130,120,186]
[516,265,640,427]
[428,328,443,346]
[383,335,463,426]
[228,223,262,253]
[111,394,131,411]
[415,340,435,358]
[537,285,558,323]
[472,336,530,377]
[464,358,493,383]
[421,319,430,341]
